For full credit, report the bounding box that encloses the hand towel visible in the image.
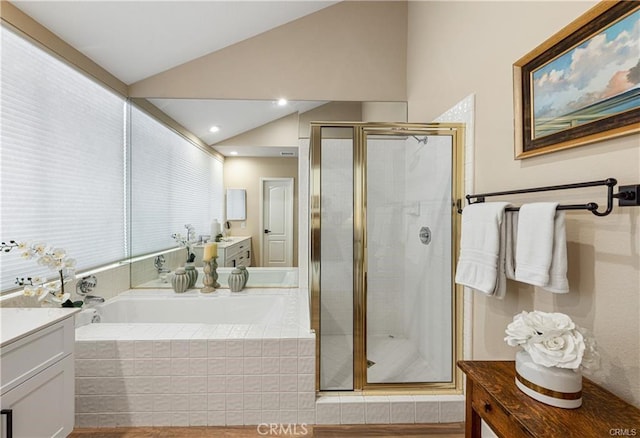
[543,211,569,293]
[514,203,569,293]
[505,211,518,281]
[455,202,510,298]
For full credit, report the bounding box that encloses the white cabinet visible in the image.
[220,237,252,268]
[194,237,252,268]
[1,309,78,438]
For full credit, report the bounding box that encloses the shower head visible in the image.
[411,135,429,145]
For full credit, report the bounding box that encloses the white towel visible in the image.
[455,202,510,298]
[505,211,518,281]
[545,211,569,293]
[514,203,569,293]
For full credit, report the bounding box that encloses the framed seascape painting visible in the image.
[514,1,640,159]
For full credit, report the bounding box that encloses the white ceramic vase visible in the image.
[515,350,582,409]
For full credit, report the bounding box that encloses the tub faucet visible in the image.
[84,295,105,307]
[76,275,104,307]
[155,255,170,274]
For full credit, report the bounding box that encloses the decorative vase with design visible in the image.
[184,262,198,288]
[237,265,249,288]
[228,268,245,293]
[515,350,582,409]
[171,268,189,293]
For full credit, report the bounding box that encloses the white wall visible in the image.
[407,1,640,406]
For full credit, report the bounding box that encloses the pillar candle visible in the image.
[203,242,218,260]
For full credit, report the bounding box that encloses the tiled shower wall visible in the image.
[401,135,453,377]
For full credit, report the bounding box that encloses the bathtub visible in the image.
[76,287,309,330]
[77,288,305,327]
[74,287,316,428]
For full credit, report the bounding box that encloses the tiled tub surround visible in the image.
[73,288,464,427]
[74,288,316,427]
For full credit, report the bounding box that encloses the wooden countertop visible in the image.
[458,361,640,437]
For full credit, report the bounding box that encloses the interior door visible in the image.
[262,178,293,267]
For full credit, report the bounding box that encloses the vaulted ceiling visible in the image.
[10,1,339,153]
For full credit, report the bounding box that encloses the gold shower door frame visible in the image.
[310,122,465,394]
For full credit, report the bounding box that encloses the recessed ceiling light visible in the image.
[277,98,287,106]
[229,151,238,156]
[209,125,220,133]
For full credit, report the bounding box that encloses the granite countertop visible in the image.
[0,307,81,347]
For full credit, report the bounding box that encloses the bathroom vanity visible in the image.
[219,236,251,267]
[195,236,252,268]
[1,307,80,438]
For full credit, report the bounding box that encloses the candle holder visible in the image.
[201,257,221,293]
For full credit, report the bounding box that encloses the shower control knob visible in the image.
[419,226,431,245]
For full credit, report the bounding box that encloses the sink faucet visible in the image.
[154,255,170,274]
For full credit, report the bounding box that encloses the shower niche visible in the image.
[310,122,464,392]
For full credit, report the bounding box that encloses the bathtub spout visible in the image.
[84,295,105,307]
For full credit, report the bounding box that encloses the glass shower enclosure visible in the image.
[310,122,464,392]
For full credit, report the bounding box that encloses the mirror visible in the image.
[128,99,407,289]
[226,189,246,220]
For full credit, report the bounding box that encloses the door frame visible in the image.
[309,122,466,392]
[259,177,294,267]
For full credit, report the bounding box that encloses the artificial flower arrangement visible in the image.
[1,240,83,307]
[504,310,599,409]
[505,310,599,371]
[171,224,196,263]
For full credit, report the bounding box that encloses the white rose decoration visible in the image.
[504,310,597,371]
[505,311,538,347]
[525,329,585,369]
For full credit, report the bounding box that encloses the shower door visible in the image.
[363,128,458,386]
[311,122,464,392]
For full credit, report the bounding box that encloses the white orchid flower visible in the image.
[23,285,35,297]
[33,243,47,255]
[34,285,49,302]
[48,292,70,304]
[51,247,66,259]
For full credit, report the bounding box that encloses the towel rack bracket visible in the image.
[617,184,640,207]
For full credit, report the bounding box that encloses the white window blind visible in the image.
[130,106,223,257]
[0,26,127,291]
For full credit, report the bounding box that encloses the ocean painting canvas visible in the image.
[532,9,639,139]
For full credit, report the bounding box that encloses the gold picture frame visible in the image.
[514,1,640,159]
